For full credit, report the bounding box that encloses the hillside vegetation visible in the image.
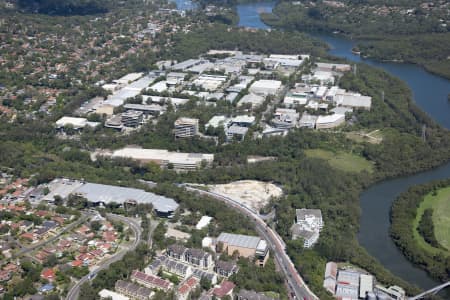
[16,0,108,15]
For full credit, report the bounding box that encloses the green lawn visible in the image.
[413,186,450,252]
[304,149,374,173]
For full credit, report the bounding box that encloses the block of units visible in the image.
[166,244,213,269]
[177,276,199,300]
[114,280,153,300]
[99,289,130,300]
[174,117,199,138]
[214,260,239,278]
[130,270,173,292]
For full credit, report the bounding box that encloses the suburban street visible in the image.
[65,214,142,300]
[182,184,319,300]
[14,213,92,258]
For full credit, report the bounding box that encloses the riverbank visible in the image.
[234,1,450,295]
[260,2,450,81]
[170,0,450,296]
[390,179,450,283]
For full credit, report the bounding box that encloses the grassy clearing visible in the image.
[304,149,374,173]
[346,129,383,144]
[414,187,450,251]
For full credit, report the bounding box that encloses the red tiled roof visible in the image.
[71,260,83,267]
[131,270,171,289]
[3,263,18,272]
[0,270,11,281]
[213,281,235,298]
[41,268,55,280]
[21,233,35,240]
[178,276,199,295]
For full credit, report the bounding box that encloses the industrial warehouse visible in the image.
[40,178,179,217]
[96,147,214,171]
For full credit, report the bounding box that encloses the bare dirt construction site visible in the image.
[208,180,283,213]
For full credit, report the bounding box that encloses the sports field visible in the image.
[304,149,374,173]
[414,186,450,252]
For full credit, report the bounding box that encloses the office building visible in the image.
[272,108,299,129]
[109,147,214,170]
[315,114,345,129]
[174,118,199,138]
[121,110,143,128]
[123,104,166,116]
[291,209,323,248]
[249,80,282,96]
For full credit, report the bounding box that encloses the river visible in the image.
[174,0,450,294]
[233,1,450,293]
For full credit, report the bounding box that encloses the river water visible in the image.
[233,1,450,293]
[174,0,450,293]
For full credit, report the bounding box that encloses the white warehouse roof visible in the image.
[249,80,282,95]
[74,182,179,213]
[110,147,214,169]
[56,117,100,129]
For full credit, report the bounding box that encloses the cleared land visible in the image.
[304,149,374,173]
[208,180,283,213]
[346,129,383,144]
[414,186,450,252]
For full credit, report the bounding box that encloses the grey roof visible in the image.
[123,103,165,112]
[296,209,322,221]
[73,183,179,213]
[167,244,186,255]
[215,260,238,273]
[217,233,261,249]
[186,248,209,259]
[291,225,315,239]
[192,269,215,281]
[227,125,248,135]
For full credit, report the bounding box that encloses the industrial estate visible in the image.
[1,0,449,300]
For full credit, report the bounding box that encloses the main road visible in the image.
[66,213,142,300]
[182,184,318,300]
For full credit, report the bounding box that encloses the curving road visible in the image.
[182,184,318,300]
[66,214,142,300]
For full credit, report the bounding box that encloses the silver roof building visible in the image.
[73,183,179,215]
[217,233,261,249]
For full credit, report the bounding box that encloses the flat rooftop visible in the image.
[74,182,179,213]
[111,147,214,165]
[217,232,261,249]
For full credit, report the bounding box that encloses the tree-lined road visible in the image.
[66,214,142,300]
[183,184,318,300]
